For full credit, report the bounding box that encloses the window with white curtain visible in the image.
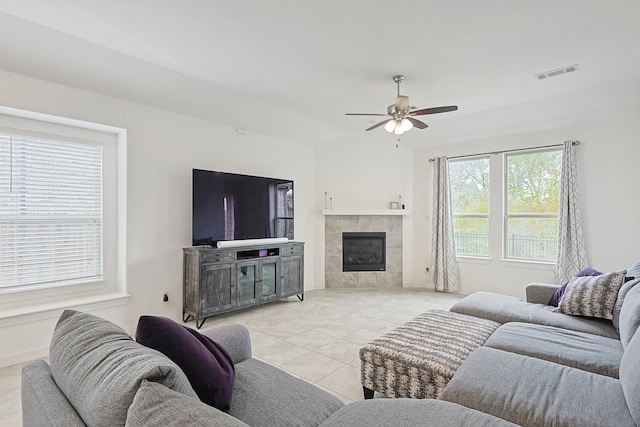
[0,110,124,307]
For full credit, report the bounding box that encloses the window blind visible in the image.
[0,132,103,290]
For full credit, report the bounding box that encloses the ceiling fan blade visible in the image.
[394,95,410,113]
[409,105,458,116]
[365,119,391,131]
[407,117,428,129]
[345,113,389,116]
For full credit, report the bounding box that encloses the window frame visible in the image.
[0,107,127,320]
[449,155,491,259]
[502,147,562,263]
[446,147,562,265]
[0,129,105,291]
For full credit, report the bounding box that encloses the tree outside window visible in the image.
[505,149,562,261]
[449,157,490,257]
[448,148,562,262]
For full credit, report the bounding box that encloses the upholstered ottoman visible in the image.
[360,310,500,399]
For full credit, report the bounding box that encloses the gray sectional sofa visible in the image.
[22,310,515,427]
[22,274,640,426]
[441,281,640,427]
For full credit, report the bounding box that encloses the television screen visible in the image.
[192,169,294,246]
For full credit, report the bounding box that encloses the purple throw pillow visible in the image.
[135,316,235,411]
[548,267,603,306]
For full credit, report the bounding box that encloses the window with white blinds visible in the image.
[0,132,103,290]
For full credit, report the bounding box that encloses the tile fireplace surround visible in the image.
[325,214,403,288]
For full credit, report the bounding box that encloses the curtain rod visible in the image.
[428,140,580,162]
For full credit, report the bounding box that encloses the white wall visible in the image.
[0,69,315,366]
[412,94,640,298]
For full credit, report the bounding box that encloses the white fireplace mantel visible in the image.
[321,209,411,216]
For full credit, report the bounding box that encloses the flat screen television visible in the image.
[192,169,294,246]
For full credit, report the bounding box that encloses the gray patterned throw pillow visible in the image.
[556,270,627,319]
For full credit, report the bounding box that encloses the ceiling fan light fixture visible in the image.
[345,74,458,138]
[394,121,405,135]
[384,119,396,133]
[401,118,413,132]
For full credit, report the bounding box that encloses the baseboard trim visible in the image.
[0,347,48,369]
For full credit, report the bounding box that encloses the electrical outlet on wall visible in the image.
[162,292,169,302]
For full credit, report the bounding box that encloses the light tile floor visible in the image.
[0,287,461,426]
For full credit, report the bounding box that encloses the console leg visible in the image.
[183,313,192,323]
[196,317,206,329]
[297,293,304,302]
[363,387,374,399]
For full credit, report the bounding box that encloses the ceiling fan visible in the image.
[346,75,458,135]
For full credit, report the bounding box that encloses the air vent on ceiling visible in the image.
[535,64,579,80]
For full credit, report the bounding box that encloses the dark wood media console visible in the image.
[183,241,304,328]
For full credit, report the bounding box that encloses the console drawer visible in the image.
[200,251,236,263]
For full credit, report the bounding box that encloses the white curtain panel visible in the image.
[555,141,588,284]
[431,157,459,292]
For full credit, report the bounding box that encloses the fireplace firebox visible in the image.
[342,232,386,272]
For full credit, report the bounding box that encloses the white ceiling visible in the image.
[0,0,639,146]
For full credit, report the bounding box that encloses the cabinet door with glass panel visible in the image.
[236,258,280,307]
[258,258,280,303]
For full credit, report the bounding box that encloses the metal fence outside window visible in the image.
[507,234,556,261]
[454,232,489,257]
[454,232,557,261]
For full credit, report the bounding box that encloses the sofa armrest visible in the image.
[525,283,560,305]
[22,360,86,427]
[200,323,252,364]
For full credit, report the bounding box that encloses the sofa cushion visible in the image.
[321,398,518,427]
[126,380,248,427]
[484,322,623,377]
[548,266,602,306]
[440,347,635,427]
[626,262,640,280]
[619,325,640,426]
[49,310,197,427]
[136,315,235,411]
[229,358,344,426]
[450,292,619,338]
[614,278,640,333]
[619,283,640,348]
[555,270,626,320]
